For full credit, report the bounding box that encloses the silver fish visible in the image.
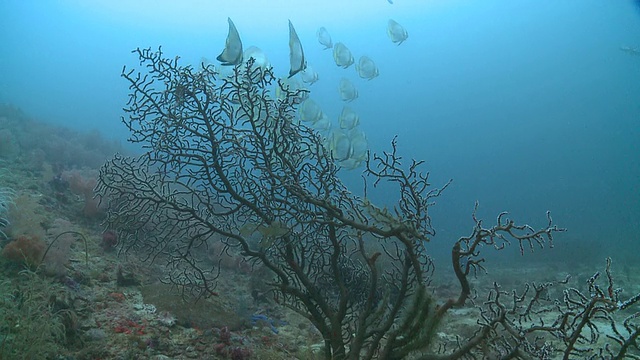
[339,107,360,130]
[217,18,243,66]
[300,65,319,85]
[333,42,354,68]
[356,56,379,80]
[244,46,269,70]
[313,112,332,132]
[276,77,309,104]
[348,129,368,163]
[288,20,306,78]
[337,129,368,170]
[338,78,358,102]
[620,46,640,56]
[298,98,323,123]
[329,129,352,161]
[387,19,408,45]
[242,46,270,81]
[239,221,290,249]
[316,27,333,49]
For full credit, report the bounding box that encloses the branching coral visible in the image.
[95,48,639,359]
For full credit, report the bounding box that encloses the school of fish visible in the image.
[214,16,409,170]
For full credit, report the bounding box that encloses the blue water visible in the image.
[1,0,638,266]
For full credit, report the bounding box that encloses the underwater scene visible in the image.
[0,1,639,359]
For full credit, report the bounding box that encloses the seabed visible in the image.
[0,108,638,359]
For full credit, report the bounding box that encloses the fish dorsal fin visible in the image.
[288,20,306,78]
[217,17,243,66]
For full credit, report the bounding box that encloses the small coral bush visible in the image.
[1,235,46,268]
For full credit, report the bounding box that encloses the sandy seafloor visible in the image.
[0,107,638,359]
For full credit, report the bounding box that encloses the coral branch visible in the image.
[95,47,639,359]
